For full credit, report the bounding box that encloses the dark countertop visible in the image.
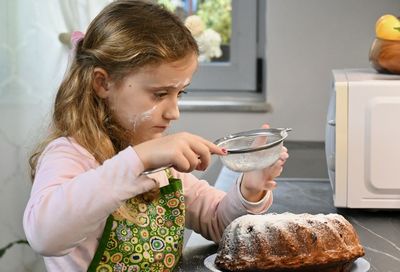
[176,180,400,272]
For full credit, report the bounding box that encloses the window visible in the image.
[157,0,268,112]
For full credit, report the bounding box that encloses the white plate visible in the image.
[204,253,370,272]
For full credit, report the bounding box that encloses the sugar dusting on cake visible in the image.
[226,212,347,237]
[218,212,353,261]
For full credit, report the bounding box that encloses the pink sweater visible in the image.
[23,137,272,271]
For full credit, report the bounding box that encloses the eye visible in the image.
[177,90,187,98]
[153,91,168,99]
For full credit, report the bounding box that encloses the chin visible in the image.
[133,132,164,145]
[150,132,165,139]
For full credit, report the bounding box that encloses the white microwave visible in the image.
[325,69,400,209]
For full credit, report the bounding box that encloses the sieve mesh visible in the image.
[215,128,290,172]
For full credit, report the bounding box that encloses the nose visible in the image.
[163,98,180,121]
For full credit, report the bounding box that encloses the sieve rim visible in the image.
[214,128,291,154]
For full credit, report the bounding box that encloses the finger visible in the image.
[261,123,270,129]
[252,134,268,147]
[266,160,284,178]
[263,180,277,191]
[279,151,289,161]
[195,159,206,171]
[272,159,285,170]
[185,141,211,171]
[251,123,271,148]
[268,166,282,178]
[183,148,202,172]
[197,137,226,156]
[196,149,211,171]
[172,153,192,172]
[279,146,289,162]
[136,176,160,195]
[190,140,211,160]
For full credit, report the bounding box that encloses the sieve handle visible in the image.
[235,127,291,137]
[141,164,173,175]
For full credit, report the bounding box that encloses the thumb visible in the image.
[135,176,159,195]
[251,123,271,147]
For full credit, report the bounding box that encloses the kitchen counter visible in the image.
[175,180,400,272]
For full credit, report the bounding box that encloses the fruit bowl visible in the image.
[370,14,400,74]
[369,38,400,74]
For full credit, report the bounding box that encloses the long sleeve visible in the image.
[175,171,273,243]
[23,137,155,256]
[23,136,273,271]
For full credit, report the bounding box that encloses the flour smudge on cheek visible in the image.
[128,105,157,133]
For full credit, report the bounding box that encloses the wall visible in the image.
[173,0,400,142]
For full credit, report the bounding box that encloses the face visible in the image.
[106,53,198,145]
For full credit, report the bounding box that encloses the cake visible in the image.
[215,213,365,272]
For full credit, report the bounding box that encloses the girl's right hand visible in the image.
[133,132,226,173]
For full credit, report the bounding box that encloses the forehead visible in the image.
[125,54,198,85]
[143,54,198,73]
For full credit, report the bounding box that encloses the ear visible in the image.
[93,68,111,98]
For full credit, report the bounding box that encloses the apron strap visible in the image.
[87,215,114,272]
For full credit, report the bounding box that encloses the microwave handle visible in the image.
[328,120,336,126]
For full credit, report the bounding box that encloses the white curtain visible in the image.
[0,1,110,270]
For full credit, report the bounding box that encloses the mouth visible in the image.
[153,125,168,131]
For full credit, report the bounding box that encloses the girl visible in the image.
[23,1,288,271]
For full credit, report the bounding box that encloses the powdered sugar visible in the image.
[228,212,345,231]
[217,213,363,268]
[219,143,282,172]
[226,213,345,242]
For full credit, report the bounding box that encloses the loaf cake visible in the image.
[215,213,364,272]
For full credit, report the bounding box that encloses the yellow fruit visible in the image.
[375,14,400,41]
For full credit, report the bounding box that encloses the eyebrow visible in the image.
[149,82,191,91]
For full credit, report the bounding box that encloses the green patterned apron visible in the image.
[88,171,185,272]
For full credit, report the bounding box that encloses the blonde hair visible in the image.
[29,1,198,212]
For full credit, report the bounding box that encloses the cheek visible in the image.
[109,94,152,128]
[139,105,157,122]
[127,105,158,131]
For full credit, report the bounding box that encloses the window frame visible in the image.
[180,0,269,112]
[189,0,257,91]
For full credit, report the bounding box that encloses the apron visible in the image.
[88,170,185,272]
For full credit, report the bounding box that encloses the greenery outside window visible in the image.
[156,0,267,112]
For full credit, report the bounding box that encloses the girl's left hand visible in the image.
[240,124,289,202]
[240,146,288,202]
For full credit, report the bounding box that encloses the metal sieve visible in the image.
[214,128,291,172]
[141,128,291,175]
